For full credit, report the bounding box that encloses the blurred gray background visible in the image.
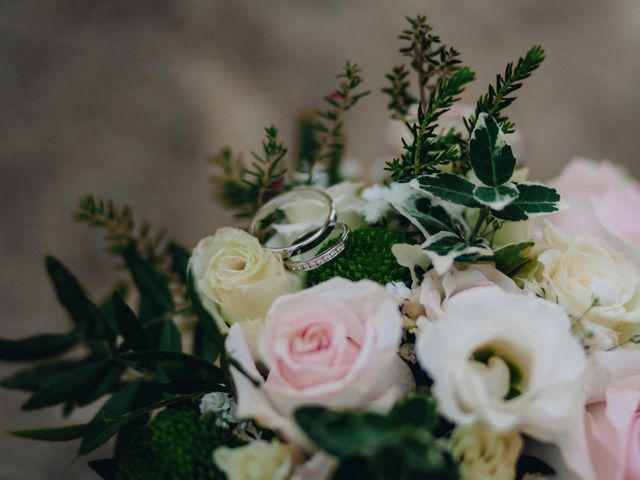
[1,0,639,478]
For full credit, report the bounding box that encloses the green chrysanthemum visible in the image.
[307,227,411,287]
[116,406,243,480]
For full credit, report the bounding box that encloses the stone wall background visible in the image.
[1,1,639,477]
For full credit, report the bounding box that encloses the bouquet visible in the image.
[3,13,640,480]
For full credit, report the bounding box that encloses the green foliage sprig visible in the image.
[75,195,166,262]
[382,65,417,119]
[466,45,545,134]
[301,61,370,184]
[210,126,289,218]
[386,67,476,181]
[399,14,462,110]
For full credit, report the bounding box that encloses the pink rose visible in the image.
[226,278,414,448]
[561,350,640,480]
[419,264,521,325]
[549,158,640,249]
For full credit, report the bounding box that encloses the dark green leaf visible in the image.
[120,350,225,384]
[0,333,79,361]
[122,245,174,313]
[516,455,556,478]
[113,292,148,351]
[88,458,118,480]
[79,412,145,455]
[11,422,102,442]
[483,242,534,276]
[99,282,129,331]
[168,242,190,285]
[22,359,111,410]
[492,184,561,221]
[1,360,78,391]
[473,183,518,210]
[157,319,182,352]
[469,113,516,186]
[395,194,461,238]
[77,360,126,407]
[416,173,481,208]
[187,272,225,361]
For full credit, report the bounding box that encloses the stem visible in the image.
[469,208,490,241]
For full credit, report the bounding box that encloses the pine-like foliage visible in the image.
[398,14,462,110]
[382,65,417,119]
[210,126,288,218]
[466,45,545,134]
[75,195,166,261]
[386,67,476,181]
[300,61,370,185]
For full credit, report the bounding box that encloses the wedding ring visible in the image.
[284,223,350,272]
[250,187,337,258]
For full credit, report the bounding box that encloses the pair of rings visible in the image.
[250,188,349,272]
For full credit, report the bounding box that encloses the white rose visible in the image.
[451,423,523,480]
[190,228,303,332]
[213,440,297,480]
[537,225,640,348]
[419,264,521,326]
[270,181,366,246]
[417,287,586,441]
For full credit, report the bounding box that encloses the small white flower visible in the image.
[417,287,586,441]
[214,440,297,480]
[450,423,523,480]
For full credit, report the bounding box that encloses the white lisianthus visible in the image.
[190,228,303,332]
[213,440,298,480]
[270,181,366,245]
[537,224,640,348]
[417,287,586,441]
[450,423,523,480]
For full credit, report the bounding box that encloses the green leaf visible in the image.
[394,193,461,239]
[122,245,174,313]
[0,333,79,361]
[483,242,534,276]
[156,319,182,352]
[77,360,126,407]
[46,256,115,349]
[422,232,492,275]
[88,458,118,480]
[113,292,148,351]
[295,391,457,480]
[168,242,190,285]
[187,272,225,361]
[99,282,129,329]
[473,183,518,210]
[414,173,481,208]
[492,183,562,221]
[469,113,516,186]
[1,360,78,391]
[22,359,112,411]
[79,412,145,455]
[11,422,102,442]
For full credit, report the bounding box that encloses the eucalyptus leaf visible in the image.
[469,113,516,186]
[0,333,79,362]
[1,360,79,391]
[122,245,174,313]
[413,174,481,208]
[113,292,148,351]
[22,359,112,411]
[11,422,102,442]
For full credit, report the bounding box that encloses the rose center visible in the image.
[290,325,332,355]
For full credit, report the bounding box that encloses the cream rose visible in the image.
[450,423,523,480]
[213,440,297,480]
[537,225,640,349]
[417,287,586,441]
[226,278,414,448]
[190,228,303,331]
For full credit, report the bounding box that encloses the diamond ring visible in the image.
[284,223,350,272]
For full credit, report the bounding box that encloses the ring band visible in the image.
[284,223,350,272]
[250,188,337,258]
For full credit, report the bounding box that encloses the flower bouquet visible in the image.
[4,13,640,480]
